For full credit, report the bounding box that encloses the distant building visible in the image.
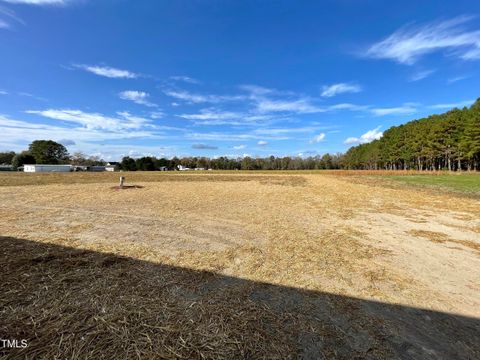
[73,165,88,172]
[89,166,106,172]
[106,162,120,172]
[159,166,168,171]
[177,165,190,171]
[0,165,13,171]
[24,164,72,173]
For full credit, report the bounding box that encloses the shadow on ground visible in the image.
[1,236,478,359]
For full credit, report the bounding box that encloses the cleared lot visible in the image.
[1,172,479,359]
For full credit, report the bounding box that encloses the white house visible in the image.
[24,164,72,173]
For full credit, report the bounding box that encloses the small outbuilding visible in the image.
[23,164,72,173]
[105,162,120,172]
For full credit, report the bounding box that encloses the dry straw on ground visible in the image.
[0,172,479,358]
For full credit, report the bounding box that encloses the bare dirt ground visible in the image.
[1,172,479,359]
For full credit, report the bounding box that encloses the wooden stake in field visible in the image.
[119,176,125,189]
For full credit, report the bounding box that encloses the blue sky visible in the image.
[1,0,479,160]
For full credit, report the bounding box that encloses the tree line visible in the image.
[0,140,343,171]
[343,99,480,171]
[1,100,479,171]
[119,153,343,171]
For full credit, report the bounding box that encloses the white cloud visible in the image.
[327,103,369,111]
[17,92,47,101]
[239,84,278,96]
[409,69,436,82]
[256,99,324,114]
[344,126,383,145]
[0,5,25,29]
[150,111,164,119]
[254,126,325,135]
[447,75,469,84]
[462,47,480,60]
[240,84,324,114]
[177,109,240,121]
[75,64,138,79]
[233,144,246,150]
[170,76,200,84]
[369,104,417,116]
[26,109,152,131]
[177,108,277,126]
[0,89,7,95]
[1,0,67,4]
[310,133,326,143]
[0,114,158,152]
[119,90,156,107]
[163,89,245,104]
[257,140,268,146]
[366,16,480,64]
[187,132,286,142]
[429,99,474,110]
[321,83,362,97]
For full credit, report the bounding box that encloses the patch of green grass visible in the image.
[386,174,480,197]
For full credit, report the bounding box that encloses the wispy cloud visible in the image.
[0,5,25,29]
[177,109,240,121]
[409,69,436,82]
[256,98,324,114]
[177,108,277,126]
[18,91,48,101]
[254,126,327,136]
[233,144,246,150]
[344,126,383,145]
[192,144,218,150]
[0,89,7,95]
[309,133,326,143]
[1,0,69,5]
[240,84,325,115]
[447,75,469,84]
[150,111,164,119]
[369,104,417,116]
[327,103,369,111]
[163,89,245,104]
[74,64,139,79]
[187,132,286,142]
[429,99,474,110]
[366,16,480,64]
[321,83,362,97]
[0,114,158,153]
[26,109,153,131]
[119,90,157,107]
[239,84,288,96]
[257,140,268,146]
[170,76,200,84]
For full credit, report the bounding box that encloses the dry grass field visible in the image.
[1,171,479,359]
